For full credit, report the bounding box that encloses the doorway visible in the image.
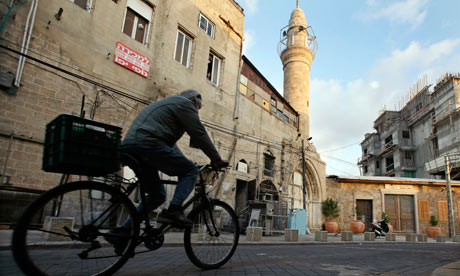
[235,179,256,214]
[385,194,415,232]
[356,199,373,231]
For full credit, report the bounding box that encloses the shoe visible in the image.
[157,204,192,227]
[104,227,130,255]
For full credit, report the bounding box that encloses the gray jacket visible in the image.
[122,95,221,162]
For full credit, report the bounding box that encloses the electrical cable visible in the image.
[0,43,151,105]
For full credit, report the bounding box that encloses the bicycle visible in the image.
[12,150,240,276]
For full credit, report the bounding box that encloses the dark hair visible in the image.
[180,89,201,100]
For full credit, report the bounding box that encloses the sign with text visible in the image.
[114,42,150,78]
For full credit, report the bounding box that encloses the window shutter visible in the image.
[418,200,429,220]
[438,200,448,221]
[123,9,135,37]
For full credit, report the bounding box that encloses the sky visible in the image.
[236,0,460,176]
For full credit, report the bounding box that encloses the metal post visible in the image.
[445,155,456,238]
[301,139,306,210]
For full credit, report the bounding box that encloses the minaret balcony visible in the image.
[278,24,317,57]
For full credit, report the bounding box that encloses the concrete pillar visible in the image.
[285,229,299,241]
[246,227,262,241]
[341,231,353,241]
[315,231,327,242]
[436,235,446,242]
[364,232,375,241]
[385,233,396,241]
[417,234,427,242]
[406,233,417,242]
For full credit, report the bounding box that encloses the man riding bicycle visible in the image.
[120,89,228,226]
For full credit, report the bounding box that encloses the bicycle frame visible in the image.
[113,162,221,238]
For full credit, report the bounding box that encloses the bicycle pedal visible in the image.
[157,217,189,229]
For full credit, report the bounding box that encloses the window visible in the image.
[263,150,275,177]
[69,0,92,11]
[405,151,413,160]
[364,165,368,173]
[418,200,429,220]
[277,110,289,123]
[402,130,410,139]
[363,148,368,155]
[438,200,448,222]
[376,160,380,169]
[239,75,248,95]
[122,0,153,45]
[237,160,248,173]
[199,13,215,38]
[385,135,393,146]
[270,98,277,113]
[174,30,193,68]
[207,52,221,85]
[385,156,394,172]
[404,171,414,178]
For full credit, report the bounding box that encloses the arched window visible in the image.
[263,150,275,177]
[236,159,248,173]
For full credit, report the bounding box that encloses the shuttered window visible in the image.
[438,200,448,222]
[418,200,429,220]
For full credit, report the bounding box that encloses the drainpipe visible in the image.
[1,133,14,186]
[15,0,39,87]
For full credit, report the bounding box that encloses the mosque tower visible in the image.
[279,0,317,139]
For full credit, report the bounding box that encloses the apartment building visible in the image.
[359,74,460,180]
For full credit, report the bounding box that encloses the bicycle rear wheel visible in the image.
[12,181,139,276]
[184,199,239,269]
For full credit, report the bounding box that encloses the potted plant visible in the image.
[381,212,393,233]
[350,207,365,234]
[321,198,339,233]
[426,215,442,238]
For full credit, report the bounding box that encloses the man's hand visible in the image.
[212,159,229,170]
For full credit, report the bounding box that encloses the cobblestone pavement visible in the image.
[2,243,460,275]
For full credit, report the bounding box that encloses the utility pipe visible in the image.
[15,0,38,87]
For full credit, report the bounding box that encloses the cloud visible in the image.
[310,38,460,174]
[238,0,259,15]
[242,29,255,55]
[358,0,429,29]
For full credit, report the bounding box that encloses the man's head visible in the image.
[180,89,202,110]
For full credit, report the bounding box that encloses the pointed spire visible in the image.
[297,0,299,8]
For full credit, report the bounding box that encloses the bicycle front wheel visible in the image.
[12,181,139,276]
[184,199,239,269]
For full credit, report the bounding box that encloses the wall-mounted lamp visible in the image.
[55,8,63,21]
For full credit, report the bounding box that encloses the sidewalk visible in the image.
[2,229,459,247]
[2,230,459,275]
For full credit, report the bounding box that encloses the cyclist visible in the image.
[121,89,228,226]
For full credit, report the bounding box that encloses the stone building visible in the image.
[358,74,460,180]
[327,175,460,235]
[0,0,326,232]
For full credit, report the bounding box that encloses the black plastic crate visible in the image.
[42,114,122,176]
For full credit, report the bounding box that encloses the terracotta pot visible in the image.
[426,226,442,238]
[325,221,339,233]
[350,220,365,234]
[388,224,393,233]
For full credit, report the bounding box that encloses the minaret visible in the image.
[279,1,317,139]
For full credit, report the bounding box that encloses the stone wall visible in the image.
[326,176,460,235]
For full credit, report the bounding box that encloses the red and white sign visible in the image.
[114,42,150,78]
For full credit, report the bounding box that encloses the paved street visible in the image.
[2,242,460,275]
